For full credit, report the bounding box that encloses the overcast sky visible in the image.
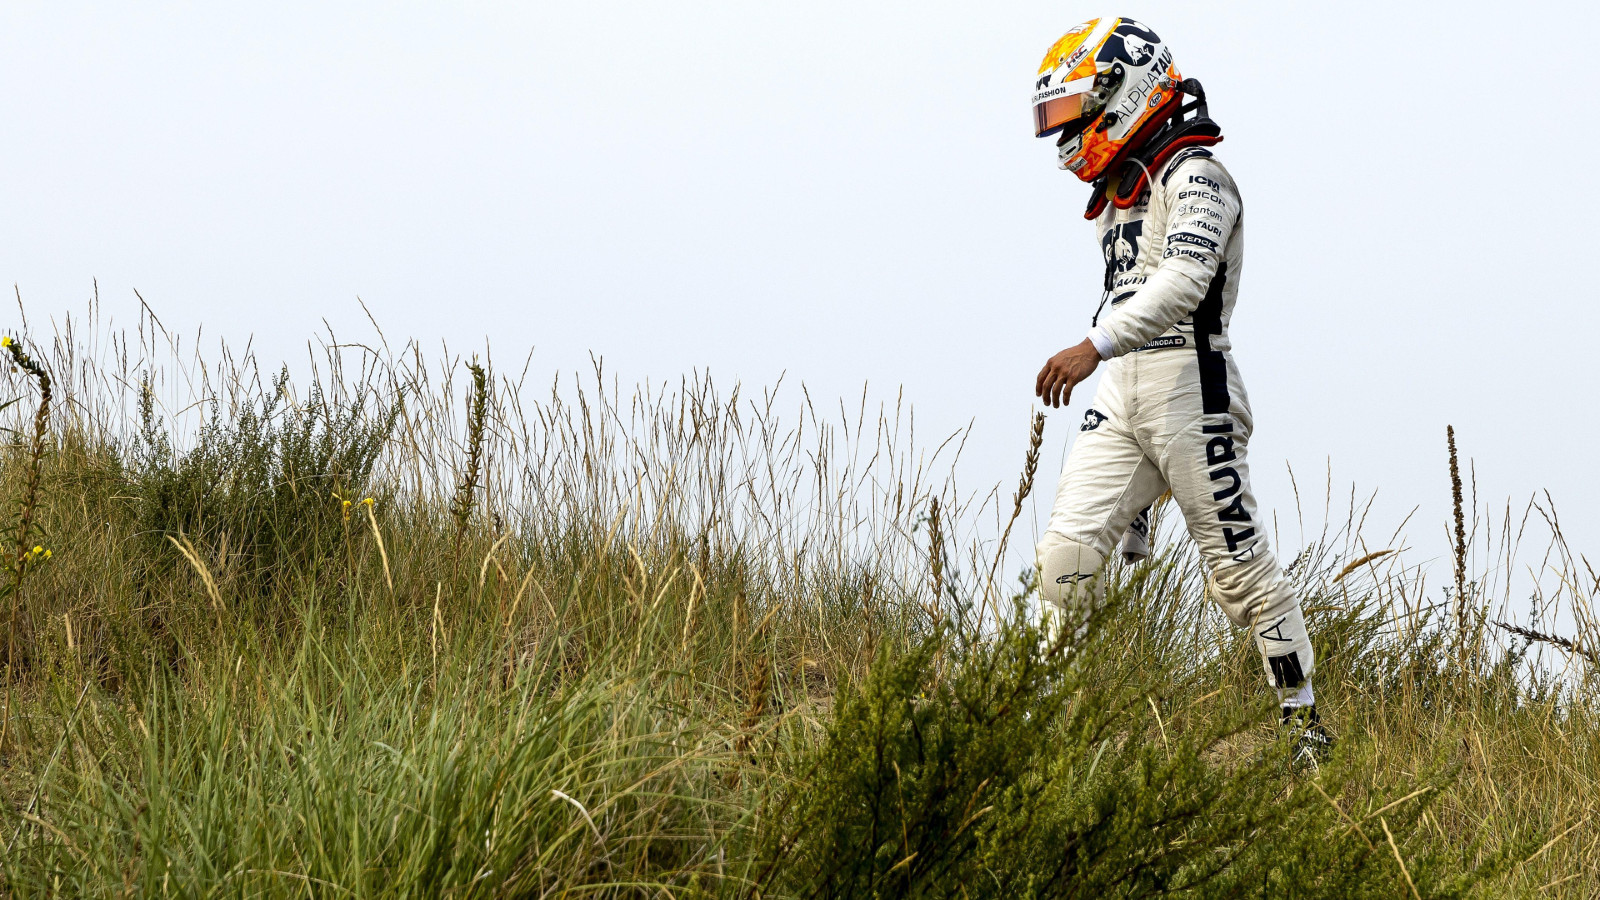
[3,1,1596,595]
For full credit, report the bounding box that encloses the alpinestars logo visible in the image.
[1081,409,1108,432]
[1055,571,1095,585]
[1101,221,1143,277]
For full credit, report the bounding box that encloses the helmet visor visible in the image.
[1033,91,1093,139]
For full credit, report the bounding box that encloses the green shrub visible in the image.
[0,317,1589,897]
[130,370,395,595]
[753,600,1511,898]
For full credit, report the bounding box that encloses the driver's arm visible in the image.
[1088,157,1241,358]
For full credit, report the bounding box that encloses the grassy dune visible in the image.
[0,315,1595,897]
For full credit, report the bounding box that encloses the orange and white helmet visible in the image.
[1032,16,1183,182]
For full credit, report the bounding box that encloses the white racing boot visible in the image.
[1279,683,1332,769]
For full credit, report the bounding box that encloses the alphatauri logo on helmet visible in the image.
[1111,48,1173,120]
[1098,20,1162,67]
[1120,36,1155,66]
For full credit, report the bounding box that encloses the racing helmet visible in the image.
[1032,16,1184,182]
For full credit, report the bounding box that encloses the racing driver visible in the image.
[1027,16,1330,764]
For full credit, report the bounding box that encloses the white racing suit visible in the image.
[1036,147,1315,699]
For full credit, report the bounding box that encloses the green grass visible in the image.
[0,315,1594,897]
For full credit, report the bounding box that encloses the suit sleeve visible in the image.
[1090,159,1240,357]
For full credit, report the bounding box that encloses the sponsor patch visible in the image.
[1061,43,1091,73]
[1081,408,1108,431]
[1167,231,1219,251]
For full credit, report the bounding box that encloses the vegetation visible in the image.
[0,310,1594,897]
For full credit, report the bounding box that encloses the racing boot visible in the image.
[1280,704,1333,770]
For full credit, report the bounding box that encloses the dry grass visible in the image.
[0,304,1593,897]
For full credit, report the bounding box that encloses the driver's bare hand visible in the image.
[1034,338,1103,409]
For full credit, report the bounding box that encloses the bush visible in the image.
[753,601,1513,898]
[130,370,395,595]
[0,316,1588,896]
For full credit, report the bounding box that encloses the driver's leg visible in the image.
[1037,372,1167,630]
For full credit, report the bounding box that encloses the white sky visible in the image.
[4,1,1597,601]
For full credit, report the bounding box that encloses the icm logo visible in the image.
[1101,221,1144,277]
[1081,408,1108,432]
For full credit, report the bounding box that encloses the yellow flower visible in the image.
[342,500,352,508]
[31,545,41,554]
[362,497,374,506]
[1,336,11,348]
[42,550,50,559]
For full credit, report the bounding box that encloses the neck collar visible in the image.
[1084,79,1224,220]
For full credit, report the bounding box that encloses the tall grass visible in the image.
[0,305,1594,897]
